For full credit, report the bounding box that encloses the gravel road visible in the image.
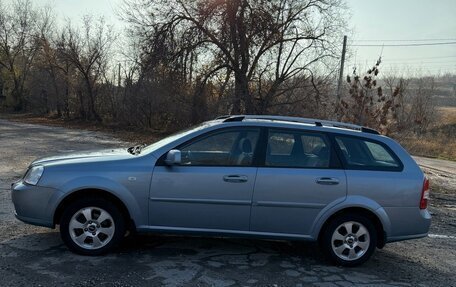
[0,119,455,287]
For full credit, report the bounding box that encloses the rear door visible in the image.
[250,128,347,236]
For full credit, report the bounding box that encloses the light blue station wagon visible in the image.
[12,115,431,266]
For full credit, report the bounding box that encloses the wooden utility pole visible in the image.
[118,63,121,88]
[336,35,347,101]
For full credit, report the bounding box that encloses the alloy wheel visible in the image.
[330,221,370,261]
[69,207,115,250]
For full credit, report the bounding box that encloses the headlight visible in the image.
[24,166,44,185]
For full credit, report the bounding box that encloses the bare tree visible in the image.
[0,0,40,110]
[122,0,345,114]
[338,59,402,134]
[409,76,437,134]
[383,73,410,131]
[57,16,114,121]
[28,4,71,116]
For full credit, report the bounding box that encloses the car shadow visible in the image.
[120,233,323,259]
[1,231,451,286]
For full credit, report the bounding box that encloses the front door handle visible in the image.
[223,175,248,183]
[316,177,340,185]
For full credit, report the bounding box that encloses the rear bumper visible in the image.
[384,207,431,243]
[11,180,60,228]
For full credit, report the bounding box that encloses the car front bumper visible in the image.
[11,180,62,228]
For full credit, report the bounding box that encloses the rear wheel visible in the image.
[60,197,126,255]
[321,214,377,266]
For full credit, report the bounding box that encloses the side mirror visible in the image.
[165,149,181,165]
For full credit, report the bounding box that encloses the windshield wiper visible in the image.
[127,146,136,154]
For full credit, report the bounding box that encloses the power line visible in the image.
[381,64,455,68]
[380,67,456,71]
[379,55,456,61]
[347,62,456,67]
[354,38,456,42]
[348,56,456,65]
[350,41,456,47]
[381,60,456,64]
[345,61,456,68]
[347,66,456,71]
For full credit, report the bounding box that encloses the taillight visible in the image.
[420,177,430,209]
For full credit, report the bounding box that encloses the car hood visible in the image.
[32,148,132,166]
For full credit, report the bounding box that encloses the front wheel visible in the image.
[60,197,126,255]
[321,214,377,266]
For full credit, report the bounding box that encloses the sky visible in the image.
[16,0,456,76]
[347,0,456,76]
[52,0,123,30]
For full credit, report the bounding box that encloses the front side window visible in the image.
[266,129,331,168]
[335,136,402,171]
[179,129,260,166]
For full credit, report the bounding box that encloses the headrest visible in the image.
[239,138,252,153]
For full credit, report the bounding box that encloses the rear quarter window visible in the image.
[335,136,403,171]
[266,129,334,168]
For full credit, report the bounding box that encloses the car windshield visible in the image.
[140,121,215,154]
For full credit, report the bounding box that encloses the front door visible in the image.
[149,127,260,231]
[250,128,347,236]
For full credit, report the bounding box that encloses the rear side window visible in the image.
[335,136,402,171]
[266,130,332,168]
[268,132,294,156]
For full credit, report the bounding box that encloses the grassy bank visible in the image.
[397,107,456,161]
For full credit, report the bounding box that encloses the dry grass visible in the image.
[439,106,456,124]
[398,107,456,161]
[400,137,456,161]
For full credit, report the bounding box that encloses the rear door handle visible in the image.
[316,177,339,185]
[223,175,248,183]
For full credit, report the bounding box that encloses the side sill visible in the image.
[136,225,315,241]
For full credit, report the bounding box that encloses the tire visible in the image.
[321,214,377,267]
[60,197,126,256]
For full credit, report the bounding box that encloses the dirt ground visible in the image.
[0,119,455,287]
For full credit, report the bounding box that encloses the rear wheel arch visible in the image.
[318,207,386,248]
[53,188,136,232]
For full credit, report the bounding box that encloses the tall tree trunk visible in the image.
[233,74,251,114]
[77,90,85,118]
[64,63,70,118]
[11,76,23,111]
[191,80,208,124]
[232,76,242,114]
[84,75,101,121]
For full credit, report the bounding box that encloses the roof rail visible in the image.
[218,115,380,135]
[215,115,232,120]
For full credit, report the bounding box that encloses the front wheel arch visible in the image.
[53,188,135,232]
